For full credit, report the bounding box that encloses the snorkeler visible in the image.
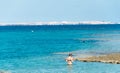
[66,53,74,65]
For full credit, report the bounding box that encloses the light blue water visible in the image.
[0,25,120,73]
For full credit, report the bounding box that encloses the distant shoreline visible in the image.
[0,24,120,26]
[0,21,119,26]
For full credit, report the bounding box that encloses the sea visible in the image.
[0,24,120,73]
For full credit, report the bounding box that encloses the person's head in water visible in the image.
[68,53,72,56]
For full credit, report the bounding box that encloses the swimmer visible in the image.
[65,53,75,65]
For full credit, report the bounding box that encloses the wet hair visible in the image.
[68,53,72,56]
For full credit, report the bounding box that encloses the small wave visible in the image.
[53,52,70,55]
[53,51,95,58]
[0,23,118,26]
[75,38,120,42]
[75,38,110,41]
[53,50,117,58]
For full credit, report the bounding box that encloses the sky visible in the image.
[0,0,119,23]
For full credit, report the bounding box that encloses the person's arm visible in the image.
[71,57,76,62]
[65,58,68,62]
[73,58,76,61]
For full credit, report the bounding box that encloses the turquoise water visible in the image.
[0,25,120,73]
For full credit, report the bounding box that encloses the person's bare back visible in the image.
[66,53,74,65]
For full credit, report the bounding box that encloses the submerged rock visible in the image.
[0,70,11,73]
[76,53,120,64]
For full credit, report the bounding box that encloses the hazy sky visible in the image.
[0,0,119,22]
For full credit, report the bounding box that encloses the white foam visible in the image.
[0,21,117,26]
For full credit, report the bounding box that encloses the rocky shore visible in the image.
[76,53,120,64]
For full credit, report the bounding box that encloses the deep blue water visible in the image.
[0,24,120,73]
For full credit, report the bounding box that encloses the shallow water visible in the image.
[0,25,120,73]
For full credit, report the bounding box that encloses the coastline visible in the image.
[0,24,120,27]
[0,21,118,26]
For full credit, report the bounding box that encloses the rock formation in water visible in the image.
[76,53,120,64]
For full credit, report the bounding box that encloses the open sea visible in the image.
[0,24,120,73]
